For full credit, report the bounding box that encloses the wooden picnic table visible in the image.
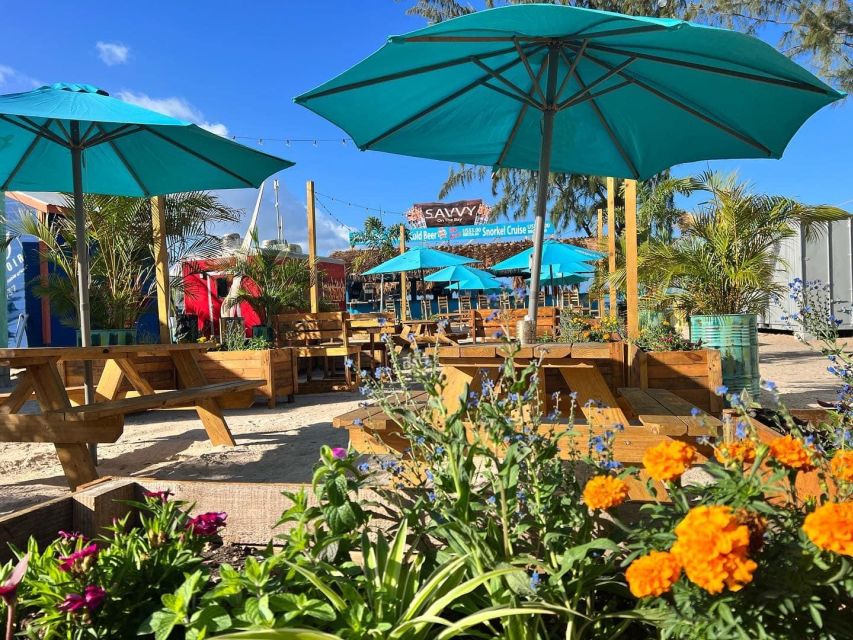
[400,319,439,338]
[0,343,262,490]
[434,342,631,426]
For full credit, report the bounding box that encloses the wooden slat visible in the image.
[171,350,238,447]
[0,370,35,414]
[644,388,721,435]
[617,388,687,436]
[28,362,99,490]
[560,365,629,428]
[0,414,123,442]
[0,496,73,562]
[0,343,209,364]
[54,380,263,421]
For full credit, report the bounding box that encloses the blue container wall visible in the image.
[22,240,77,346]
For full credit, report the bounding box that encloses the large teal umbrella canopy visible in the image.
[295,3,843,332]
[0,82,293,401]
[0,83,292,195]
[362,247,475,274]
[448,276,504,291]
[491,240,602,272]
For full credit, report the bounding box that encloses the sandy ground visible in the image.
[0,332,843,515]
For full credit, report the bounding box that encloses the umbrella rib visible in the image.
[84,124,146,149]
[580,48,773,156]
[572,67,640,178]
[496,54,549,166]
[559,80,631,110]
[557,56,636,110]
[362,48,542,150]
[402,25,668,43]
[0,121,49,191]
[140,125,257,187]
[556,41,588,103]
[0,114,68,147]
[482,81,541,109]
[472,58,542,107]
[514,38,545,104]
[585,42,831,95]
[94,124,151,196]
[298,44,520,101]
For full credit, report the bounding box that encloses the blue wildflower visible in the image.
[344,358,354,369]
[529,570,541,591]
[427,491,436,503]
[358,462,370,473]
[735,421,747,439]
[353,418,364,427]
[715,385,729,396]
[486,495,496,505]
[690,407,702,417]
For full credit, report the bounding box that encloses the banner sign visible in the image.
[349,220,555,247]
[406,199,490,228]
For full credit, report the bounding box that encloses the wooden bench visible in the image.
[618,387,721,436]
[275,311,362,386]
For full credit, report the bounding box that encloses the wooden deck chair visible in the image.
[275,312,361,386]
[477,294,490,309]
[458,295,472,314]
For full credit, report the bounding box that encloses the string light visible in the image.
[315,191,408,218]
[315,196,357,232]
[230,135,354,147]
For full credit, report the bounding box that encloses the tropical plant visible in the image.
[9,192,239,330]
[641,172,849,316]
[347,216,403,273]
[223,233,314,332]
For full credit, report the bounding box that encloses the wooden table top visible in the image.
[435,341,617,360]
[0,342,210,364]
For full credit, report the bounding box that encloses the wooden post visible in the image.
[399,225,408,322]
[151,196,171,344]
[624,179,639,339]
[606,177,617,319]
[306,181,320,314]
[596,208,604,318]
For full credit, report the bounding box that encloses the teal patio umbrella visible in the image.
[295,4,843,334]
[529,270,591,287]
[0,82,293,401]
[362,247,475,275]
[491,240,601,272]
[427,265,504,290]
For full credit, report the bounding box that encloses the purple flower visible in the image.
[58,585,106,614]
[331,447,347,460]
[0,554,28,605]
[186,512,227,537]
[57,531,85,541]
[58,544,98,573]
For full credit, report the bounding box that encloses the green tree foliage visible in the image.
[403,0,852,93]
[11,192,239,329]
[347,215,405,273]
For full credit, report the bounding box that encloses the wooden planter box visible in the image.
[628,347,723,415]
[0,477,381,563]
[196,348,298,408]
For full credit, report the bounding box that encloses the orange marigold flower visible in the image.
[642,440,697,482]
[803,502,853,556]
[714,440,757,466]
[830,450,853,483]
[671,505,757,594]
[582,475,629,510]
[769,435,816,471]
[625,551,682,598]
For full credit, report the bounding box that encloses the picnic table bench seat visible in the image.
[617,387,721,436]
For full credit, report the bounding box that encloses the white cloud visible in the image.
[0,65,41,90]
[116,91,229,136]
[96,41,130,66]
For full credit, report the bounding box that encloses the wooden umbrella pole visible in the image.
[307,180,320,314]
[625,178,639,339]
[151,195,171,344]
[399,225,408,321]
[597,207,604,318]
[606,177,617,319]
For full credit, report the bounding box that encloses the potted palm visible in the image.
[643,172,848,397]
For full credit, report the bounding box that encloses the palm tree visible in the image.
[349,216,405,310]
[641,172,849,316]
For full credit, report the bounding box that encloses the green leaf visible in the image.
[433,606,556,640]
[194,604,233,633]
[211,630,342,640]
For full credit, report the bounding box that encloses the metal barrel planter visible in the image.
[690,314,760,398]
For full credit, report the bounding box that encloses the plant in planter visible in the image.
[555,312,622,343]
[632,321,700,352]
[642,171,847,396]
[11,192,239,345]
[223,233,314,342]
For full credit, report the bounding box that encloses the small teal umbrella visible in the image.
[491,240,602,272]
[362,247,475,274]
[448,277,503,291]
[295,4,843,330]
[0,82,293,400]
[425,264,495,283]
[528,271,590,287]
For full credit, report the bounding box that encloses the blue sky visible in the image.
[2,0,850,255]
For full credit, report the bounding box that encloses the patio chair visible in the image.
[275,312,362,386]
[458,296,472,314]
